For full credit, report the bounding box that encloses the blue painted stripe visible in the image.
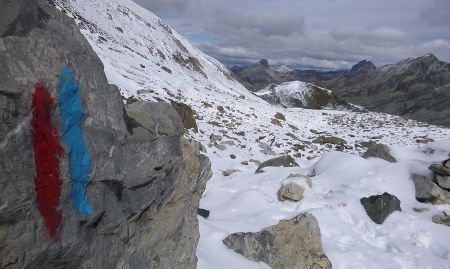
[59,66,92,215]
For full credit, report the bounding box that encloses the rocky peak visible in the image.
[258,59,270,68]
[346,60,376,78]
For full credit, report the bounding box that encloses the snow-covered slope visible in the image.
[256,81,340,109]
[54,1,450,268]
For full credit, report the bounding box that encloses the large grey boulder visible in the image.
[360,192,401,224]
[362,144,396,163]
[223,213,332,269]
[0,1,211,268]
[412,174,450,205]
[255,155,299,173]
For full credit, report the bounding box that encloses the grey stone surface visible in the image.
[429,163,450,176]
[255,155,299,173]
[360,192,401,224]
[436,174,450,190]
[223,212,332,269]
[0,1,211,268]
[277,183,305,202]
[432,213,450,226]
[412,174,450,205]
[362,143,397,163]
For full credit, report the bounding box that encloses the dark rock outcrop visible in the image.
[360,193,401,224]
[223,213,332,269]
[0,1,211,268]
[362,143,397,163]
[255,155,299,173]
[345,60,376,78]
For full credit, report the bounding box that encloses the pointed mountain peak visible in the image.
[347,60,376,77]
[258,59,270,68]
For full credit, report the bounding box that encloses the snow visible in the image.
[56,0,450,268]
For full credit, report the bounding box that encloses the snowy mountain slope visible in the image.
[53,0,252,102]
[54,1,450,268]
[256,81,340,109]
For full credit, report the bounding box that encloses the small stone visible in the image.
[432,213,450,226]
[362,143,396,163]
[255,155,299,173]
[223,169,241,176]
[236,131,245,136]
[274,112,286,121]
[217,106,225,113]
[271,118,282,127]
[197,208,210,219]
[277,183,305,202]
[230,154,236,159]
[249,159,261,165]
[413,207,429,213]
[360,192,401,224]
[241,161,249,165]
[313,136,347,146]
[209,134,222,143]
[429,163,450,176]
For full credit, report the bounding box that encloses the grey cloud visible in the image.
[136,0,450,69]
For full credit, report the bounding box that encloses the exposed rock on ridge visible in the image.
[0,1,211,268]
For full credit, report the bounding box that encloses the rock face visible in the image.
[255,155,299,173]
[360,193,401,224]
[362,143,397,163]
[0,1,211,268]
[223,213,332,269]
[277,183,305,202]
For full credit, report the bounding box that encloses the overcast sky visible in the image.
[136,0,450,69]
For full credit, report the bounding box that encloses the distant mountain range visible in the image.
[232,55,450,127]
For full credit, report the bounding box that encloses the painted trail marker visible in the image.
[59,66,93,215]
[32,83,64,238]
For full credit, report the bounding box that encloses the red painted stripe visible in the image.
[32,83,64,239]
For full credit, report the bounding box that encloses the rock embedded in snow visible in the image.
[223,213,332,269]
[274,112,286,121]
[198,208,210,219]
[313,136,347,146]
[271,118,283,127]
[222,169,241,177]
[277,183,305,202]
[255,155,299,173]
[432,213,450,226]
[444,158,450,168]
[362,143,397,163]
[360,192,401,224]
[412,174,450,204]
[429,163,450,176]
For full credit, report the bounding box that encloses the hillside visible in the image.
[51,1,450,269]
[322,54,450,127]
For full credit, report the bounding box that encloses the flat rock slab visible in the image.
[360,192,401,224]
[362,143,397,163]
[255,155,299,173]
[223,213,332,269]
